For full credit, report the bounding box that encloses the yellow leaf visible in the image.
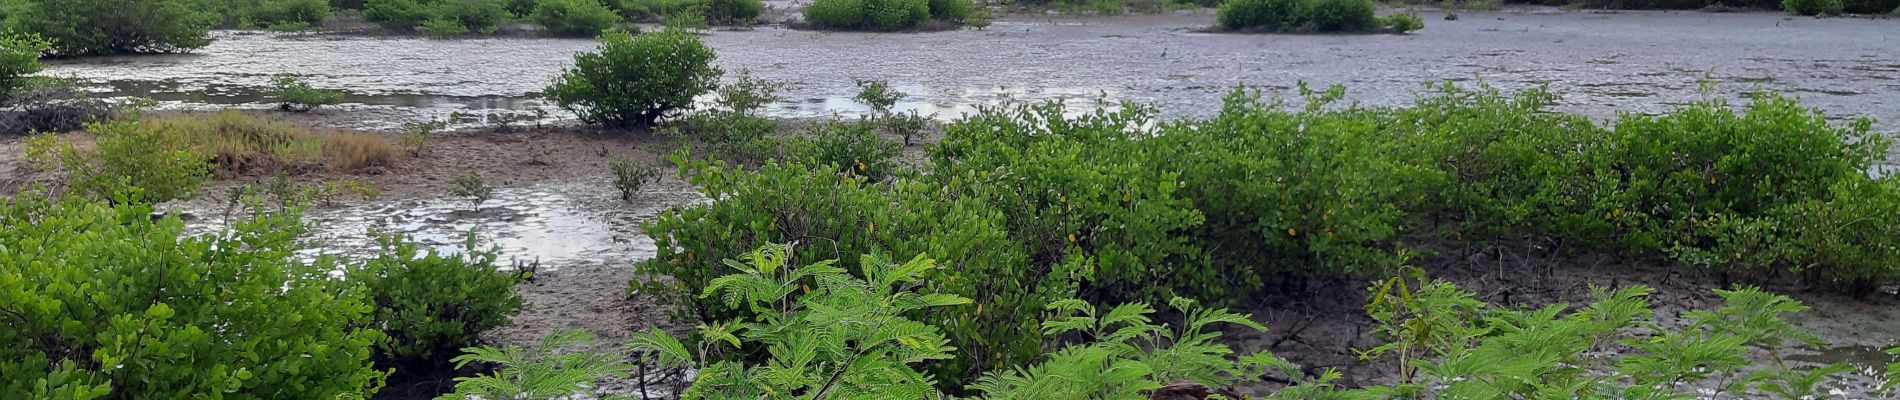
[1288,227,1298,237]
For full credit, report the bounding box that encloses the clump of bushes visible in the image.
[1217,0,1422,33]
[365,0,512,35]
[1782,0,1843,14]
[802,0,978,31]
[346,234,524,370]
[0,197,386,399]
[8,0,216,55]
[227,0,335,30]
[530,0,621,36]
[545,28,720,129]
[612,0,763,25]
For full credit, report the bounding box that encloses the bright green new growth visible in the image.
[0,196,385,400]
[35,118,212,204]
[629,244,970,399]
[969,297,1281,399]
[546,29,721,129]
[272,74,344,112]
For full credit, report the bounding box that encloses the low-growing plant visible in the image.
[436,329,633,400]
[401,116,448,156]
[450,170,496,209]
[610,156,660,201]
[546,28,721,129]
[434,0,514,34]
[1383,12,1424,33]
[0,196,385,400]
[57,118,212,204]
[272,74,344,112]
[348,232,524,370]
[530,0,621,36]
[886,109,929,146]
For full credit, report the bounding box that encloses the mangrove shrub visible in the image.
[9,0,216,55]
[530,0,622,36]
[545,29,720,128]
[0,198,385,399]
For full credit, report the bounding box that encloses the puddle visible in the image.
[188,186,703,269]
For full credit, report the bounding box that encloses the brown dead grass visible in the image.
[162,110,399,175]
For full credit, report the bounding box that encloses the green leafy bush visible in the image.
[433,0,513,34]
[366,0,440,27]
[545,29,721,129]
[636,159,1060,390]
[1382,12,1424,33]
[1308,0,1376,31]
[0,197,385,400]
[0,31,48,100]
[1783,0,1843,14]
[503,0,541,15]
[530,0,620,36]
[803,0,940,31]
[272,74,344,112]
[706,0,764,23]
[1216,0,1394,33]
[365,0,511,33]
[45,118,212,204]
[610,156,659,201]
[10,0,216,55]
[234,0,334,29]
[1216,0,1304,31]
[347,234,524,370]
[790,118,901,181]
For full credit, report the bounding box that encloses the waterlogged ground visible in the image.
[18,8,1900,398]
[43,9,1900,132]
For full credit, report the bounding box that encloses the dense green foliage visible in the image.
[225,0,334,30]
[39,119,213,204]
[0,197,385,400]
[365,0,511,34]
[1782,0,1844,14]
[346,234,524,370]
[272,74,344,112]
[8,0,216,55]
[611,0,762,25]
[0,31,47,99]
[802,0,978,31]
[639,83,1900,391]
[529,0,620,36]
[615,246,1865,398]
[546,29,720,129]
[1216,0,1415,33]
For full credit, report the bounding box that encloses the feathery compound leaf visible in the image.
[627,327,694,366]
